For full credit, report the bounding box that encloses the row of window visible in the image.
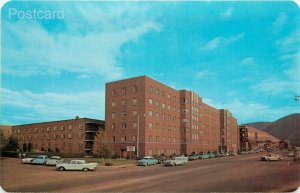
[18,133,83,141]
[111,86,138,96]
[111,111,178,121]
[15,124,83,134]
[112,135,180,143]
[111,122,179,131]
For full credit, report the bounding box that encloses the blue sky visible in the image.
[1,1,299,125]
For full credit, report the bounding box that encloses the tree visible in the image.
[0,130,8,150]
[4,136,19,151]
[92,130,112,159]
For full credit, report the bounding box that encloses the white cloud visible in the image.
[1,88,105,124]
[276,29,300,93]
[250,78,295,95]
[203,98,299,123]
[205,33,245,50]
[272,12,287,28]
[220,7,234,19]
[2,4,160,81]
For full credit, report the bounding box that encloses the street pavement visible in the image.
[1,152,299,192]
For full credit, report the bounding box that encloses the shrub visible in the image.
[105,162,113,166]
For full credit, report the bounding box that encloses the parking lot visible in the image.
[1,152,299,192]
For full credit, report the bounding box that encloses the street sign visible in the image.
[127,146,135,152]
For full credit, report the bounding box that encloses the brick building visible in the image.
[239,125,280,151]
[12,117,104,156]
[105,75,239,158]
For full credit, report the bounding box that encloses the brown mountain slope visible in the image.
[264,113,300,146]
[244,122,272,131]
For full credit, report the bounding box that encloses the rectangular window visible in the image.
[121,122,127,129]
[111,123,115,130]
[68,133,72,139]
[61,133,65,139]
[149,86,153,93]
[54,126,58,131]
[161,91,165,97]
[121,111,126,118]
[148,110,153,117]
[156,112,160,117]
[168,94,171,100]
[156,100,159,107]
[121,100,126,106]
[132,111,138,117]
[112,136,116,142]
[132,98,138,105]
[60,126,64,131]
[168,104,171,110]
[133,122,137,128]
[155,89,160,95]
[79,124,83,130]
[149,135,152,142]
[121,87,127,95]
[112,112,116,119]
[149,98,152,105]
[121,136,126,142]
[112,101,116,108]
[68,125,72,130]
[34,128,38,133]
[132,86,137,93]
[162,103,165,109]
[149,122,152,129]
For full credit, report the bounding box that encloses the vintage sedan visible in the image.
[56,160,98,171]
[261,154,282,161]
[199,153,210,159]
[21,155,36,164]
[46,156,63,166]
[31,155,49,165]
[163,156,188,166]
[188,154,199,161]
[137,156,158,166]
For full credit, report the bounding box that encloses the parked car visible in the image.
[153,155,167,164]
[208,152,216,158]
[31,155,48,165]
[199,153,210,159]
[46,156,64,166]
[163,156,188,166]
[227,151,236,156]
[261,154,282,161]
[56,160,98,171]
[21,155,36,164]
[137,156,158,166]
[188,154,199,161]
[288,151,295,157]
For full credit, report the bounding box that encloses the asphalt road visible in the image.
[1,152,299,192]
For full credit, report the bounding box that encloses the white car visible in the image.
[56,160,98,171]
[21,155,36,164]
[261,154,282,161]
[46,156,63,166]
[163,156,188,166]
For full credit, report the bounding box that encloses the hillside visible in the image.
[244,122,272,131]
[246,113,300,146]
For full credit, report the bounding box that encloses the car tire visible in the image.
[145,163,148,167]
[83,168,89,171]
[58,167,65,171]
[267,159,270,162]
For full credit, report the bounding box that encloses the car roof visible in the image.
[143,156,154,159]
[49,156,61,159]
